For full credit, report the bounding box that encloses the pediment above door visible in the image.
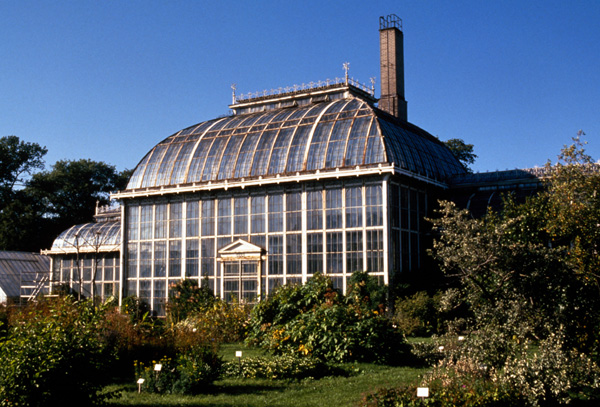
[218,239,264,260]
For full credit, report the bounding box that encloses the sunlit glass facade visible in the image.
[124,179,391,314]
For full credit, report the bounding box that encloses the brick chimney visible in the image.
[379,15,407,121]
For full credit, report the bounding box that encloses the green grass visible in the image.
[106,343,428,407]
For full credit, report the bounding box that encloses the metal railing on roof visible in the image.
[233,77,375,104]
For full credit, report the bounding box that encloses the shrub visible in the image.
[393,291,441,336]
[121,295,151,323]
[167,279,216,324]
[503,331,600,406]
[175,298,250,345]
[135,345,223,395]
[98,306,176,378]
[361,354,527,407]
[0,297,117,406]
[401,328,600,407]
[361,380,526,407]
[246,272,408,364]
[222,354,355,380]
[346,270,388,312]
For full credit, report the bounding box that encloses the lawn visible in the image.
[106,343,428,407]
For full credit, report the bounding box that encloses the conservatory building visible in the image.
[43,16,467,315]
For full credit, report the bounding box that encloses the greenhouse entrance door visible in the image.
[218,239,264,303]
[222,261,258,302]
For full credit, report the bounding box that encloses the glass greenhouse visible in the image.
[109,83,465,315]
[45,216,121,300]
[44,18,471,315]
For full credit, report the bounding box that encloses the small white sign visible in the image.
[154,364,162,371]
[458,336,465,341]
[137,378,145,384]
[235,351,243,358]
[417,387,429,398]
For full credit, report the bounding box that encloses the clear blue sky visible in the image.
[1,0,599,174]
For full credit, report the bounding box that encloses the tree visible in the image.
[430,134,600,355]
[0,135,47,201]
[543,131,600,288]
[0,191,49,251]
[24,159,130,249]
[444,138,477,171]
[427,136,600,404]
[0,136,48,251]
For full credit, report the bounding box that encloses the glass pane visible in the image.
[326,232,343,274]
[186,201,199,237]
[155,204,167,239]
[154,241,166,277]
[326,189,342,229]
[286,233,302,276]
[186,239,199,277]
[251,196,265,234]
[307,232,323,274]
[169,203,182,238]
[217,198,231,236]
[169,240,181,277]
[345,187,363,228]
[234,197,248,235]
[307,190,323,230]
[286,192,302,232]
[201,199,215,236]
[268,194,283,232]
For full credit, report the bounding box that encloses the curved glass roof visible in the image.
[126,97,465,190]
[51,221,121,250]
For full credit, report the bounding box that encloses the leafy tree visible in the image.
[24,159,130,249]
[425,135,600,405]
[0,137,131,251]
[0,191,49,251]
[0,135,47,203]
[444,138,477,171]
[0,136,48,250]
[543,131,600,288]
[27,159,128,224]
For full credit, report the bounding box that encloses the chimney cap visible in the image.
[379,14,402,31]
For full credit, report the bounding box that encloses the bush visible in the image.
[401,328,600,406]
[121,295,151,323]
[223,354,354,380]
[175,298,250,345]
[0,297,117,406]
[246,272,408,364]
[167,279,216,324]
[98,306,176,378]
[361,353,527,407]
[361,380,526,407]
[393,291,442,336]
[135,345,223,395]
[503,331,600,406]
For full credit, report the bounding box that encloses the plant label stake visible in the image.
[417,387,429,398]
[236,351,242,373]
